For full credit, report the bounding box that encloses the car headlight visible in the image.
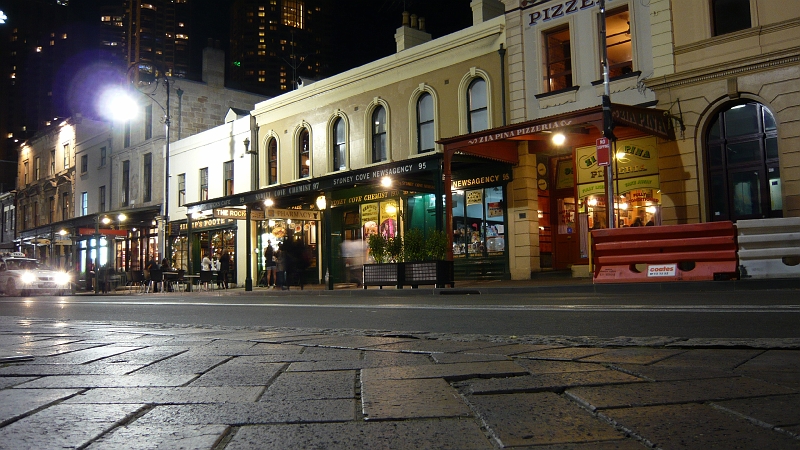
[55,272,71,285]
[20,272,36,284]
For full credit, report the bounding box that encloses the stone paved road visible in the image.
[0,316,799,449]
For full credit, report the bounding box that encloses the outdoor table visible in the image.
[183,274,200,292]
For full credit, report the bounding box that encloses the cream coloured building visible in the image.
[646,0,800,223]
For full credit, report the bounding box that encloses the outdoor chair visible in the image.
[198,270,213,291]
[146,269,164,293]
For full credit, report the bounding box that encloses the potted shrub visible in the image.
[363,233,400,288]
[404,229,454,288]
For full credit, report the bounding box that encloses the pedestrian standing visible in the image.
[219,251,231,289]
[264,241,276,288]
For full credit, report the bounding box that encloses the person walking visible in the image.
[219,251,231,289]
[264,241,277,288]
[276,243,287,290]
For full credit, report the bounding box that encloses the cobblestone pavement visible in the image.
[1,315,799,449]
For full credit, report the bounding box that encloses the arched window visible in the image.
[417,93,434,153]
[332,117,346,171]
[298,128,309,178]
[372,106,387,163]
[467,78,487,133]
[706,101,781,221]
[267,138,277,185]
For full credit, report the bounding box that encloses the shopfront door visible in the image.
[551,156,580,270]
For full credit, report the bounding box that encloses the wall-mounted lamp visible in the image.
[381,176,392,188]
[315,195,327,210]
[552,133,566,146]
[264,198,274,207]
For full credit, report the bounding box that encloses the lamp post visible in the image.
[599,0,616,229]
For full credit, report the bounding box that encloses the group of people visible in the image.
[200,251,231,289]
[261,233,311,290]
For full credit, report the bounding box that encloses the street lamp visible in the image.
[102,68,173,262]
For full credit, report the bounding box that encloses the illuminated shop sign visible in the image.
[451,172,512,190]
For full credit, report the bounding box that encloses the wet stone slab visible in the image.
[460,343,564,356]
[63,386,262,404]
[361,377,472,420]
[467,392,623,447]
[95,346,188,366]
[650,348,763,369]
[129,354,230,375]
[225,418,493,450]
[288,335,414,349]
[0,388,82,425]
[603,403,800,449]
[86,423,228,450]
[464,370,644,395]
[134,399,356,425]
[361,360,527,381]
[286,351,433,372]
[516,347,608,361]
[371,339,507,354]
[0,376,36,389]
[520,440,652,449]
[0,403,144,450]
[431,353,511,364]
[0,363,144,376]
[567,377,796,410]
[262,370,356,401]
[714,394,800,428]
[579,348,685,365]
[611,364,738,382]
[38,346,144,364]
[515,359,608,375]
[188,361,284,387]
[15,373,197,388]
[735,349,800,372]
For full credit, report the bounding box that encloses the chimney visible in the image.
[395,11,432,52]
[202,40,225,87]
[470,0,504,25]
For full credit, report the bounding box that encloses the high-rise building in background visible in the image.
[0,0,90,192]
[125,0,192,81]
[228,0,331,96]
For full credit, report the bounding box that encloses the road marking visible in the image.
[6,299,799,313]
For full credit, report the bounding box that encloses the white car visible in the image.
[0,254,71,296]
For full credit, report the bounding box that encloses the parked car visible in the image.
[0,253,71,296]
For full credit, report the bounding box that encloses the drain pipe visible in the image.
[498,44,507,126]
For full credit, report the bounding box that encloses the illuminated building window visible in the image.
[282,0,304,29]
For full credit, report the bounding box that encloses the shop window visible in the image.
[298,128,310,178]
[371,106,387,163]
[545,26,572,92]
[267,138,278,184]
[200,167,209,201]
[143,153,152,202]
[121,160,130,206]
[452,186,506,259]
[223,160,234,195]
[332,118,346,171]
[417,93,435,152]
[177,174,185,207]
[467,79,487,133]
[705,102,781,221]
[712,0,751,36]
[603,6,632,78]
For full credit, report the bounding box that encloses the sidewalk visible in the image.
[78,271,800,297]
[0,316,798,449]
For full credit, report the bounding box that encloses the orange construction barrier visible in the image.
[591,222,738,283]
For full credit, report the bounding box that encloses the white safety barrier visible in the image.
[736,217,800,279]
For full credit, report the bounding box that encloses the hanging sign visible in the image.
[596,137,611,166]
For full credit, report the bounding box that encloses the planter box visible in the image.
[363,261,454,289]
[405,260,454,288]
[363,263,401,289]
